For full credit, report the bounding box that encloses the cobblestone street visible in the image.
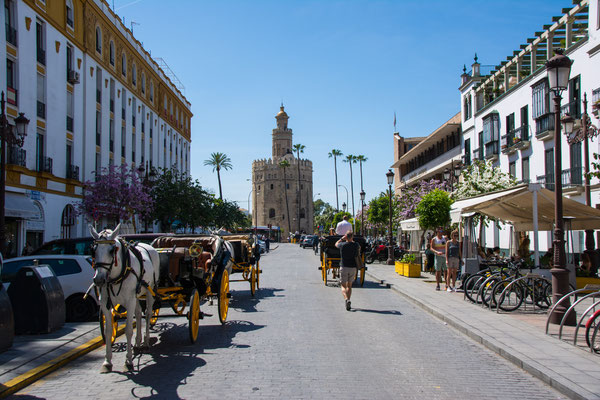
[13,244,566,399]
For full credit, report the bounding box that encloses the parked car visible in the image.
[31,233,173,256]
[255,239,266,254]
[1,255,98,322]
[301,235,318,248]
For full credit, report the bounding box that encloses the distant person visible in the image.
[445,230,461,292]
[265,236,270,253]
[430,228,447,291]
[335,232,360,311]
[425,242,435,273]
[335,215,353,236]
[21,241,34,256]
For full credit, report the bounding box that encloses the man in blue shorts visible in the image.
[335,232,360,311]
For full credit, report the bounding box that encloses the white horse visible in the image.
[90,224,159,372]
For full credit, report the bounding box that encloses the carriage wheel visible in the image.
[255,261,260,290]
[149,307,160,328]
[324,262,328,286]
[218,269,230,324]
[358,267,366,287]
[250,265,257,297]
[188,288,200,344]
[100,308,118,345]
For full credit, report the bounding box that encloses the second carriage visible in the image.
[319,235,367,286]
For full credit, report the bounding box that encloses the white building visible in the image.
[459,0,600,254]
[1,0,192,257]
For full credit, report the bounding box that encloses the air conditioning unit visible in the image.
[67,70,80,84]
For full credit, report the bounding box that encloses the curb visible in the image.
[0,325,126,398]
[365,270,598,400]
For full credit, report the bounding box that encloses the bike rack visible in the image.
[494,273,550,313]
[591,319,600,353]
[572,297,600,345]
[556,289,600,341]
[475,274,500,307]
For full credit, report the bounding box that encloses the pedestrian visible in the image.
[445,230,461,292]
[430,228,447,291]
[335,215,353,236]
[21,241,34,256]
[265,236,270,253]
[425,242,435,272]
[335,232,361,311]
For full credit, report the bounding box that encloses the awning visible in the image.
[400,217,421,231]
[5,193,38,219]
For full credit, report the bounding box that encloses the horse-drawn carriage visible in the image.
[223,234,261,296]
[318,235,367,286]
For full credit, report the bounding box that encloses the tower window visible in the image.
[270,184,273,190]
[269,208,275,218]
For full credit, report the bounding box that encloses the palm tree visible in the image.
[203,152,232,200]
[356,155,368,191]
[293,143,305,232]
[344,154,357,229]
[328,149,343,211]
[279,159,292,235]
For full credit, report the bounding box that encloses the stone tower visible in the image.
[252,106,314,236]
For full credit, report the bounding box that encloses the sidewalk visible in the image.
[365,263,600,400]
[0,322,114,397]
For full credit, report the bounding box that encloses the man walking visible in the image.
[335,215,353,236]
[335,232,360,311]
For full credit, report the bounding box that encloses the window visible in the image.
[544,149,554,189]
[36,20,46,65]
[6,59,17,106]
[570,142,582,185]
[5,0,17,46]
[269,208,275,218]
[36,131,45,172]
[522,157,530,183]
[509,161,516,178]
[482,113,499,144]
[66,44,74,79]
[141,72,145,94]
[37,74,46,119]
[109,119,114,153]
[132,63,137,86]
[532,79,550,118]
[61,205,76,238]
[464,138,471,165]
[95,26,102,53]
[132,133,136,162]
[132,98,136,126]
[520,105,529,128]
[96,67,102,104]
[95,152,101,178]
[66,0,74,28]
[109,41,114,66]
[96,111,101,146]
[121,126,125,159]
[506,113,514,135]
[66,90,74,132]
[121,53,126,76]
[150,82,154,102]
[463,95,472,121]
[121,88,126,120]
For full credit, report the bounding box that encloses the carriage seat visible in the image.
[152,236,218,254]
[198,251,212,272]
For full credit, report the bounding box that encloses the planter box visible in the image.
[405,263,421,278]
[395,261,405,275]
[576,276,600,290]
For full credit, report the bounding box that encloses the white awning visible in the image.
[399,217,421,231]
[5,193,38,219]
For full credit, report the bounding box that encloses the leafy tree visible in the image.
[415,189,453,236]
[279,159,292,235]
[328,149,343,210]
[314,199,336,233]
[77,164,152,229]
[211,199,249,231]
[204,152,232,200]
[367,192,398,235]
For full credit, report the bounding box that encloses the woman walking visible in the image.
[446,230,461,292]
[430,229,447,291]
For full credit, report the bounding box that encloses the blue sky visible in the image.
[114,0,568,211]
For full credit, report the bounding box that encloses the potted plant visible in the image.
[400,253,420,277]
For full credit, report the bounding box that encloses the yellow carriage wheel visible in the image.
[218,269,230,324]
[149,307,160,328]
[250,265,256,297]
[188,288,200,344]
[99,308,118,345]
[255,261,260,290]
[324,261,329,286]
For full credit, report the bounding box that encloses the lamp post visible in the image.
[546,49,575,326]
[561,94,598,253]
[0,92,29,256]
[386,169,395,265]
[337,184,349,213]
[342,202,347,213]
[360,189,365,236]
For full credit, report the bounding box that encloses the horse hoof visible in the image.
[100,363,112,373]
[125,361,134,371]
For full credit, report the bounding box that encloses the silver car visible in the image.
[1,255,98,322]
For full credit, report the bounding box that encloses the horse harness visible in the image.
[92,237,151,308]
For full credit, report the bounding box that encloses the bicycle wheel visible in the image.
[464,273,485,303]
[480,276,502,308]
[532,279,552,309]
[495,280,524,312]
[585,309,600,350]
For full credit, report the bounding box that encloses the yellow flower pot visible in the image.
[576,276,600,290]
[405,263,421,278]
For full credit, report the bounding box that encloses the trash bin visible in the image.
[0,282,14,351]
[7,265,65,334]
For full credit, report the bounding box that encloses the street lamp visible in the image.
[562,94,599,254]
[342,202,347,213]
[0,92,29,256]
[337,184,349,212]
[386,169,395,265]
[360,189,366,236]
[546,49,575,326]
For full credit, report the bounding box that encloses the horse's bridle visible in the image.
[92,238,119,274]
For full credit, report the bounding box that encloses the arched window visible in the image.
[95,26,102,53]
[132,63,137,86]
[66,0,74,28]
[121,52,126,76]
[269,208,276,218]
[141,72,145,94]
[61,204,75,238]
[300,208,305,219]
[109,41,114,65]
[149,82,154,102]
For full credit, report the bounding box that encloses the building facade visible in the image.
[252,106,314,235]
[458,0,599,252]
[1,0,192,257]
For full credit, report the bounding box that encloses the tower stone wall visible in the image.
[252,106,314,236]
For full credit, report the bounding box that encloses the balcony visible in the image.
[66,116,74,132]
[67,164,79,180]
[36,47,45,65]
[8,147,26,167]
[501,126,531,155]
[561,100,581,119]
[6,24,17,46]
[96,89,101,104]
[6,87,17,106]
[535,114,555,141]
[537,167,583,191]
[37,101,46,119]
[484,140,499,161]
[37,156,53,173]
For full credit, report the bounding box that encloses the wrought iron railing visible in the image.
[6,87,17,106]
[8,147,26,167]
[535,114,555,136]
[537,167,583,191]
[6,24,17,46]
[537,172,555,191]
[37,156,53,173]
[67,164,79,180]
[560,100,581,119]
